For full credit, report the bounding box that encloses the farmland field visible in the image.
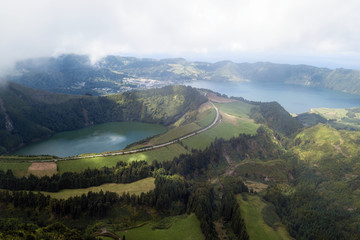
[27,162,57,177]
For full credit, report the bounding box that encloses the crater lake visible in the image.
[12,122,166,157]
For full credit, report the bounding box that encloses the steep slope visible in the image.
[250,101,302,136]
[0,83,206,153]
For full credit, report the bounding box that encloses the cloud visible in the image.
[0,0,360,71]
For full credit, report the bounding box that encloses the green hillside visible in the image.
[2,85,360,239]
[0,83,206,153]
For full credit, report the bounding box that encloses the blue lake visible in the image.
[187,81,360,114]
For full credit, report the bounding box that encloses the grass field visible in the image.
[237,194,293,240]
[310,108,349,120]
[114,214,204,240]
[182,119,259,150]
[0,142,189,175]
[292,124,360,163]
[233,159,292,183]
[0,161,31,177]
[195,108,216,127]
[146,123,200,146]
[309,108,360,130]
[214,101,254,118]
[139,107,216,147]
[58,143,188,173]
[40,177,155,199]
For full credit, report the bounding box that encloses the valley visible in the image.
[0,75,360,240]
[3,0,360,238]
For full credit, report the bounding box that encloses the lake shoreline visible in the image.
[186,81,360,114]
[12,121,166,157]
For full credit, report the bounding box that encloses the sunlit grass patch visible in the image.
[40,177,155,200]
[214,101,254,118]
[115,214,204,240]
[238,194,294,240]
[182,120,259,150]
[0,161,31,177]
[57,143,188,173]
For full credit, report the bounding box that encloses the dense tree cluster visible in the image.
[51,191,119,218]
[264,184,356,240]
[0,221,83,240]
[221,192,249,240]
[250,102,302,136]
[0,161,151,192]
[187,185,219,240]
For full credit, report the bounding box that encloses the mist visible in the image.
[1,0,360,74]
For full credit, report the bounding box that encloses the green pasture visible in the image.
[146,123,200,146]
[310,108,349,120]
[182,120,259,150]
[145,107,216,146]
[58,143,188,173]
[195,108,216,127]
[214,101,254,118]
[233,159,292,183]
[40,177,155,199]
[114,214,204,240]
[308,108,360,130]
[0,161,31,177]
[292,124,360,163]
[237,194,293,240]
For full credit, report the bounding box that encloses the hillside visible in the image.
[0,82,206,153]
[1,91,360,239]
[8,54,360,96]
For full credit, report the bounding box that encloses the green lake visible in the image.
[13,122,166,157]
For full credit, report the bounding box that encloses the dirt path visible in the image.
[223,149,242,176]
[214,220,228,240]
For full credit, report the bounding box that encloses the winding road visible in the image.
[49,101,219,162]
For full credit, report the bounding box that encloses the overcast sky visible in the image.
[1,0,360,73]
